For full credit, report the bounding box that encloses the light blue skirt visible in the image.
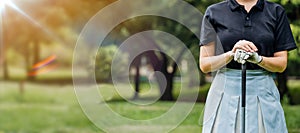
[202,68,288,133]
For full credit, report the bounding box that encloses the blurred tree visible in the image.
[2,0,115,79]
[269,0,300,104]
[1,0,299,103]
[93,45,128,82]
[104,0,203,100]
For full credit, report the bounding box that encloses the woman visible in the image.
[199,0,297,132]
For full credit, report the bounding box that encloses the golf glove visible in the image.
[234,49,251,64]
[247,52,263,64]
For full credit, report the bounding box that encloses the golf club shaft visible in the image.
[241,63,246,133]
[241,107,245,133]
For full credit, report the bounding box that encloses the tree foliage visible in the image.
[2,0,114,79]
[93,45,128,82]
[268,0,300,76]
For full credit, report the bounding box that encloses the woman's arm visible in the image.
[199,40,263,73]
[258,51,288,73]
[199,42,234,73]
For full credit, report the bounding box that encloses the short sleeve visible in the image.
[274,8,297,52]
[200,8,217,46]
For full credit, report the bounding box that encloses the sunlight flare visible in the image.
[0,0,12,11]
[5,1,64,44]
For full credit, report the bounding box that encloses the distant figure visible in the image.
[199,0,297,132]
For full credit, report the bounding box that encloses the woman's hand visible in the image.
[234,49,252,64]
[232,40,260,64]
[232,40,258,53]
[247,52,263,64]
[231,40,288,73]
[234,50,263,64]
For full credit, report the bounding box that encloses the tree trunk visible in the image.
[25,54,32,80]
[25,44,33,80]
[133,66,140,99]
[28,42,40,80]
[33,41,40,66]
[159,73,174,101]
[131,54,142,100]
[158,53,174,101]
[133,59,141,100]
[3,57,9,80]
[146,51,174,101]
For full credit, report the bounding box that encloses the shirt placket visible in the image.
[241,7,255,40]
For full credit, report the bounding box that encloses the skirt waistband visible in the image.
[218,68,271,77]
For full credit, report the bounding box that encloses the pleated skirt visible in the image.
[201,68,288,133]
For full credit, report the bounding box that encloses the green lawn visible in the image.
[0,81,299,133]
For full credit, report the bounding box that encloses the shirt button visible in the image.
[246,17,250,20]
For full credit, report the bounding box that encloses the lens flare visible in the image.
[0,0,11,10]
[32,55,57,70]
[28,55,58,76]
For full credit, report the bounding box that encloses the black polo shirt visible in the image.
[200,0,297,70]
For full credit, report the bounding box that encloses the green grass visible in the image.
[0,81,98,133]
[0,67,86,83]
[0,81,203,133]
[0,81,300,132]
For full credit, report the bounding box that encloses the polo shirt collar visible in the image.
[228,0,265,11]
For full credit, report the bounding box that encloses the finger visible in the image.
[240,40,257,52]
[238,56,243,64]
[236,50,246,64]
[239,52,247,64]
[232,40,243,53]
[232,45,240,53]
[239,52,247,63]
[234,51,240,61]
[240,52,247,61]
[244,54,250,60]
[247,42,258,52]
[238,56,245,64]
[238,41,252,52]
[240,45,251,52]
[242,45,252,52]
[234,49,242,61]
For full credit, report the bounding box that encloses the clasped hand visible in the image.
[232,40,263,64]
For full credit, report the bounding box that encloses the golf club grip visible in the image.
[241,107,245,133]
[242,64,246,108]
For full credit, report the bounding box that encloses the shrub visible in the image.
[289,81,300,105]
[197,83,210,102]
[90,45,129,82]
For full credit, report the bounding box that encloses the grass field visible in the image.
[0,81,300,133]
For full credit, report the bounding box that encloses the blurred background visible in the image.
[0,0,299,132]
